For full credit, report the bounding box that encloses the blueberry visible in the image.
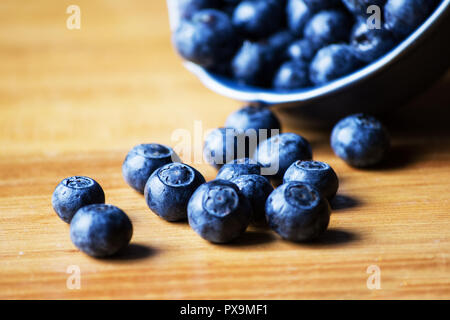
[173,9,238,68]
[70,204,133,257]
[265,182,331,242]
[287,39,317,62]
[144,163,206,222]
[230,174,274,225]
[286,0,313,36]
[273,60,311,91]
[203,127,246,168]
[122,143,179,194]
[304,9,353,50]
[232,29,293,87]
[331,113,390,167]
[351,18,396,63]
[342,0,387,16]
[52,176,105,223]
[232,0,284,39]
[255,132,313,181]
[232,41,271,87]
[216,158,261,180]
[177,0,220,19]
[187,180,252,243]
[283,160,339,200]
[225,105,281,144]
[309,44,362,86]
[384,0,437,39]
[266,30,296,58]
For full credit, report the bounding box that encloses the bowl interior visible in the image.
[168,0,450,106]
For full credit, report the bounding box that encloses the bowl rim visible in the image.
[176,0,450,105]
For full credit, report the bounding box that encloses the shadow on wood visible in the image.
[106,243,158,261]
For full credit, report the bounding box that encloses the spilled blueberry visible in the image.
[255,132,312,181]
[225,105,281,145]
[283,160,339,200]
[52,176,105,223]
[145,163,206,222]
[203,127,246,168]
[216,158,261,181]
[188,180,252,243]
[331,113,390,167]
[70,204,133,257]
[231,174,274,226]
[265,182,331,242]
[122,143,179,194]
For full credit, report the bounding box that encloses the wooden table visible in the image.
[0,1,449,300]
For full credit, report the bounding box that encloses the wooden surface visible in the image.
[0,0,449,300]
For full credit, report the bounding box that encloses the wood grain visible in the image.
[0,0,449,299]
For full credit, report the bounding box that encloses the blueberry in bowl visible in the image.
[187,179,252,243]
[265,182,331,242]
[122,143,180,194]
[168,0,450,125]
[52,176,105,223]
[232,0,285,39]
[145,162,206,222]
[172,9,239,68]
[70,204,133,258]
[309,44,363,86]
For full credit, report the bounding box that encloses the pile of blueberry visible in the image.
[52,104,390,257]
[173,0,441,90]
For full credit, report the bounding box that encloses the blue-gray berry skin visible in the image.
[225,105,281,152]
[203,127,246,169]
[351,18,396,63]
[52,176,105,223]
[283,160,339,200]
[265,182,331,242]
[122,143,179,194]
[255,132,313,182]
[310,44,362,86]
[144,163,206,222]
[287,39,317,62]
[176,0,220,19]
[331,113,390,167]
[173,9,238,68]
[231,41,278,87]
[231,174,274,225]
[303,0,341,11]
[304,9,353,50]
[273,60,311,91]
[225,105,281,140]
[232,0,284,39]
[286,0,313,36]
[232,30,292,88]
[384,0,439,39]
[188,180,252,243]
[216,158,262,181]
[70,204,133,258]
